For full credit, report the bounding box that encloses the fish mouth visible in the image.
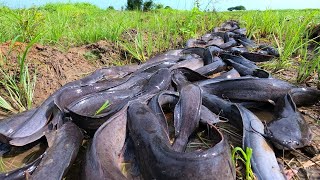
[271,137,308,150]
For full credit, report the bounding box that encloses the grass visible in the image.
[0,35,38,113]
[0,3,318,76]
[94,100,111,116]
[232,147,255,180]
[0,3,319,108]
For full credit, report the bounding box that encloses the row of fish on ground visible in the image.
[0,21,319,180]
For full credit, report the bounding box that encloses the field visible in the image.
[0,2,319,179]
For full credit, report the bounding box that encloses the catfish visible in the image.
[266,94,312,149]
[128,102,235,180]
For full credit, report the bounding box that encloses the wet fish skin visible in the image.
[241,52,275,62]
[211,68,240,80]
[66,89,138,131]
[0,109,37,137]
[195,56,226,76]
[199,77,295,102]
[140,68,172,95]
[219,38,238,49]
[0,153,44,180]
[54,76,131,110]
[182,47,222,65]
[266,94,312,149]
[234,105,285,180]
[83,105,131,180]
[172,67,208,85]
[148,91,179,134]
[30,121,83,180]
[128,102,235,180]
[9,107,63,146]
[108,72,153,91]
[185,38,207,48]
[5,65,132,143]
[201,92,285,180]
[172,84,201,152]
[290,87,320,106]
[83,96,152,180]
[258,45,280,57]
[220,53,258,69]
[237,36,257,48]
[169,57,204,71]
[224,59,270,78]
[229,47,248,55]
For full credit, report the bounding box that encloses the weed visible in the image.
[0,35,39,113]
[232,147,255,180]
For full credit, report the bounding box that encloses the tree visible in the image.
[227,5,246,11]
[126,0,143,10]
[143,0,154,11]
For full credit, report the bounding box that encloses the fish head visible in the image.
[266,114,312,150]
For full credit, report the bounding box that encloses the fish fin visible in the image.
[284,93,297,112]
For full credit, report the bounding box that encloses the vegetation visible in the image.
[228,5,246,11]
[232,147,255,180]
[0,35,38,113]
[0,3,319,112]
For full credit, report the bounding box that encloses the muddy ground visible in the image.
[0,40,319,179]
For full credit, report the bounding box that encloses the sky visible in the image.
[0,0,319,11]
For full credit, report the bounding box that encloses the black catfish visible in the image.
[224,59,271,78]
[290,87,320,106]
[2,65,137,145]
[201,92,286,180]
[266,94,312,149]
[30,121,83,180]
[128,102,235,180]
[67,89,137,131]
[172,84,201,152]
[0,153,44,180]
[241,52,275,62]
[83,94,153,180]
[195,56,226,76]
[198,77,295,103]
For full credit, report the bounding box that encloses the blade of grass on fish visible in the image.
[232,147,254,180]
[94,100,111,116]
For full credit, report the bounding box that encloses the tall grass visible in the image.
[0,3,319,80]
[0,35,38,113]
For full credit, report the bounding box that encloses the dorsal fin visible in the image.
[284,93,297,112]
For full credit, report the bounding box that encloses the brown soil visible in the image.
[0,40,126,106]
[0,40,319,179]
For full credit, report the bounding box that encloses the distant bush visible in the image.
[155,3,164,9]
[107,6,114,10]
[227,5,246,11]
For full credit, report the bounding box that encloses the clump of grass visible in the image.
[232,147,255,180]
[0,35,39,113]
[297,43,320,84]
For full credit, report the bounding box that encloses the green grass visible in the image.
[232,147,255,180]
[0,35,38,113]
[94,100,111,116]
[0,3,319,112]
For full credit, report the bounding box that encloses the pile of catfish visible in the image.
[0,21,319,180]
